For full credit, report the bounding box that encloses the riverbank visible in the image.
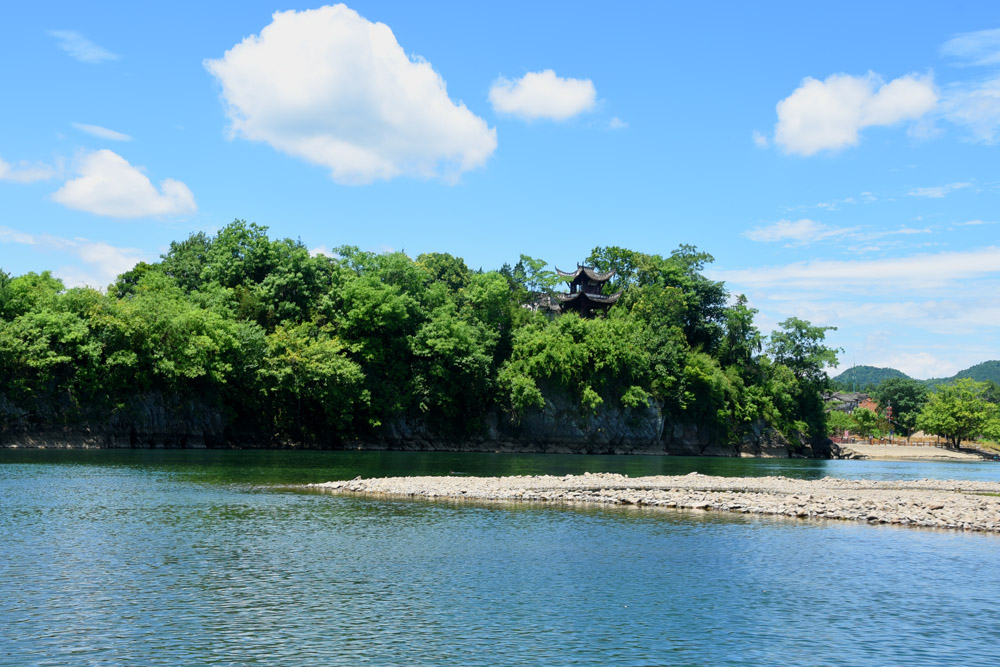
[307,472,1000,532]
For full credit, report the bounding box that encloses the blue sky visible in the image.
[2,1,999,379]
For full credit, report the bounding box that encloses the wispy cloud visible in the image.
[907,181,971,198]
[47,30,118,64]
[744,219,929,247]
[940,76,1000,144]
[941,27,1000,67]
[72,122,132,142]
[744,219,855,245]
[0,156,58,183]
[752,130,768,148]
[714,246,1000,293]
[609,117,628,130]
[0,225,146,289]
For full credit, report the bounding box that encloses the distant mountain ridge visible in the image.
[925,360,1000,388]
[832,360,1000,390]
[831,366,910,390]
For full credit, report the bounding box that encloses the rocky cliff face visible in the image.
[1,390,814,458]
[0,393,230,449]
[368,393,798,458]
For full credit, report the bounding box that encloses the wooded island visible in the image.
[1,220,844,453]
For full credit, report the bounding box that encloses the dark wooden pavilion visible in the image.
[555,265,622,317]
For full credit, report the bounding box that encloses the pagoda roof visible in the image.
[555,265,617,282]
[555,290,624,305]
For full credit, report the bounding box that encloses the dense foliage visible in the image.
[0,221,840,448]
[830,377,1000,447]
[916,379,1000,448]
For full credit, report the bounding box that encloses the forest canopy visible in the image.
[0,220,839,448]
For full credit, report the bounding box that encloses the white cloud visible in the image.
[744,219,853,245]
[774,72,938,155]
[941,28,1000,67]
[0,156,57,183]
[752,130,769,148]
[51,149,196,218]
[0,226,37,245]
[72,122,132,141]
[907,181,971,198]
[745,217,933,248]
[882,353,961,380]
[609,117,628,130]
[47,30,118,64]
[204,4,496,185]
[310,245,333,257]
[0,226,146,289]
[489,70,597,121]
[714,247,1000,293]
[940,76,1000,144]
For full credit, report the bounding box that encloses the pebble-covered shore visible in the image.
[307,472,1000,532]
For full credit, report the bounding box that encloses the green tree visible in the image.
[259,322,367,441]
[417,252,470,292]
[410,303,496,432]
[767,318,840,385]
[719,294,762,372]
[851,407,880,438]
[870,378,929,441]
[765,318,840,443]
[917,379,1000,448]
[826,409,854,437]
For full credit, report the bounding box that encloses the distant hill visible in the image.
[925,360,1000,388]
[831,366,910,391]
[832,361,1000,391]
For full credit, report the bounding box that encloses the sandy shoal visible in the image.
[306,472,1000,532]
[842,444,987,461]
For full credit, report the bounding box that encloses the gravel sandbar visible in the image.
[842,444,986,461]
[307,472,1000,532]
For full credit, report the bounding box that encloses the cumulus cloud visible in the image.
[489,70,597,121]
[51,149,196,218]
[72,122,132,141]
[907,182,971,198]
[204,4,496,185]
[774,72,938,155]
[0,225,146,289]
[0,156,57,183]
[48,30,118,64]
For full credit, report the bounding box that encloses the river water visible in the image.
[2,449,1000,666]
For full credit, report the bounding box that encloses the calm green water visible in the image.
[3,449,1000,666]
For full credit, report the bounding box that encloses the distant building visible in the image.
[555,265,623,318]
[824,391,867,413]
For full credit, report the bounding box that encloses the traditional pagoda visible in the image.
[554,264,622,317]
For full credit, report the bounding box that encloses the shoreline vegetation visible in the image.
[307,471,1000,532]
[4,220,997,455]
[0,220,843,456]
